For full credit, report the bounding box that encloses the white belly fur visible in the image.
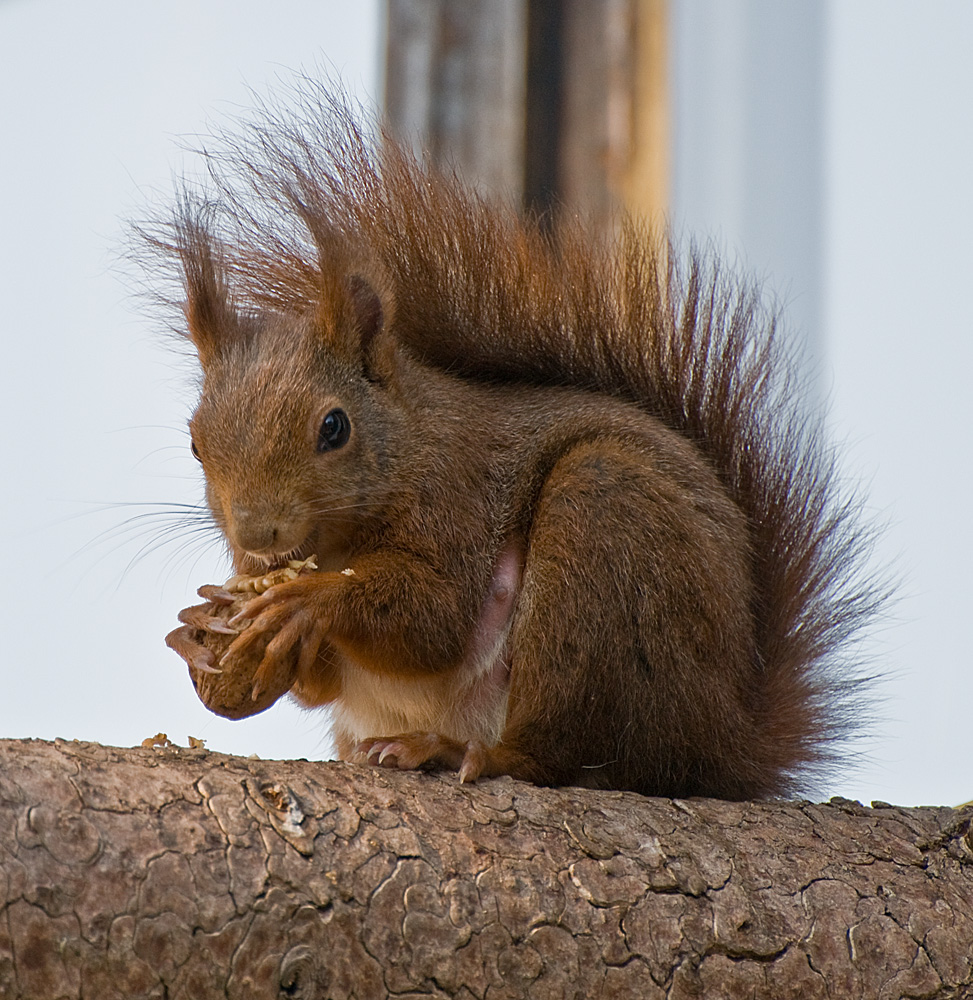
[330,627,511,748]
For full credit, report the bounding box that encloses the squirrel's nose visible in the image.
[229,504,301,556]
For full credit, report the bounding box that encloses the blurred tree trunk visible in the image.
[384,0,669,231]
[1,738,971,998]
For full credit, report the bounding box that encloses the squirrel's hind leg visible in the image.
[496,435,757,796]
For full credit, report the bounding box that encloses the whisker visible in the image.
[61,499,221,593]
[115,518,227,585]
[44,498,211,528]
[122,531,222,589]
[103,423,192,435]
[68,509,214,564]
[305,499,386,515]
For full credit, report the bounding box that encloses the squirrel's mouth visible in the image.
[240,540,316,575]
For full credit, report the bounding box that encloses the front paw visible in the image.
[217,575,333,705]
[355,733,489,783]
[171,583,298,720]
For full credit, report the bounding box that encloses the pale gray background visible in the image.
[1,0,969,806]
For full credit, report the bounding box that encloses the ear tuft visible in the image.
[178,210,243,368]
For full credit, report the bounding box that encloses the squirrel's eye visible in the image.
[317,408,351,452]
[190,440,202,462]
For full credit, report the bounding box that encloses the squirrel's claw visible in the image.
[355,733,489,782]
[220,598,294,668]
[165,625,221,674]
[248,613,320,700]
[196,584,236,605]
[177,602,239,635]
[227,586,283,629]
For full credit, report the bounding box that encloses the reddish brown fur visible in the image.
[145,81,879,799]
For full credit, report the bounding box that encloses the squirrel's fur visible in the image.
[146,82,879,799]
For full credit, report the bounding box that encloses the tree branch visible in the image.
[0,738,970,998]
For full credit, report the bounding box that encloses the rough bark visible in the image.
[0,738,970,999]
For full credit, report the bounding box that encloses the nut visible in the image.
[189,557,318,720]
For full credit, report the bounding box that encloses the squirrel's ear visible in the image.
[346,274,385,354]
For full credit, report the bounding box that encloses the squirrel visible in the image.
[150,84,879,800]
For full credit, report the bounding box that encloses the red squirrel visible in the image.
[152,86,878,799]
